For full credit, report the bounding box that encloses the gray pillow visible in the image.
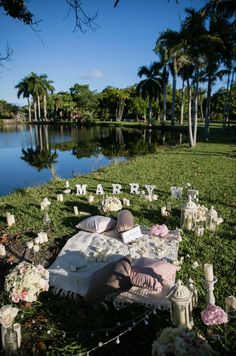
[76,215,116,233]
[85,256,132,304]
[116,209,134,233]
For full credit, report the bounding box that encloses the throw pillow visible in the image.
[85,256,132,303]
[76,215,116,233]
[116,209,134,233]
[130,257,178,292]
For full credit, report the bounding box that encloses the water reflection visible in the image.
[21,147,58,172]
[0,124,187,196]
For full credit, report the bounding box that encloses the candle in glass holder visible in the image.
[0,243,6,257]
[204,263,214,281]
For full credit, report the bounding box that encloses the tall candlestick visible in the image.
[204,264,214,281]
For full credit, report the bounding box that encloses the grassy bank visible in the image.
[0,137,235,355]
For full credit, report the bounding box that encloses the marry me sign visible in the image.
[75,183,156,196]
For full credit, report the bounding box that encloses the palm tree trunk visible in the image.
[148,98,152,127]
[193,72,199,145]
[187,79,194,148]
[34,101,37,121]
[162,78,167,125]
[43,95,47,121]
[205,74,212,140]
[37,95,41,121]
[27,98,31,122]
[223,70,230,128]
[180,78,185,125]
[227,69,235,129]
[171,56,177,127]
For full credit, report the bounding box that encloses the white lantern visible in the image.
[168,279,194,330]
[206,206,218,232]
[181,196,197,231]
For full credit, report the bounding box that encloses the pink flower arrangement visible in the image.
[201,304,228,325]
[5,262,49,303]
[150,224,169,238]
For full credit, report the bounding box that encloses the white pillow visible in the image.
[76,215,116,233]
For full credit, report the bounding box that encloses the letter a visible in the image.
[96,184,104,195]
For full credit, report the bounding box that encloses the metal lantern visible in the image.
[168,279,194,330]
[181,196,197,231]
[206,206,218,232]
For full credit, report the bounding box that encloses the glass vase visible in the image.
[4,325,18,355]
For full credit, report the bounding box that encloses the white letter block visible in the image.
[76,184,87,195]
[145,185,156,196]
[112,184,122,194]
[96,184,104,195]
[129,183,140,194]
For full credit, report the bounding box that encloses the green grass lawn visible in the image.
[0,130,235,355]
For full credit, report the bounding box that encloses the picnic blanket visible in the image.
[48,227,180,308]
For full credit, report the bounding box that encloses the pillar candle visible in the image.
[204,264,214,281]
[0,243,6,257]
[34,236,40,244]
[225,296,236,313]
[37,232,44,244]
[87,195,94,203]
[6,214,15,226]
[161,207,167,216]
[26,241,34,249]
[40,202,46,210]
[42,232,48,243]
[65,181,69,188]
[73,206,79,216]
[33,244,40,252]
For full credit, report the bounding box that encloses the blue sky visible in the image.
[1,0,224,106]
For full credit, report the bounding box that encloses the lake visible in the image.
[0,124,186,196]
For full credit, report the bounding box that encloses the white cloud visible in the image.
[79,68,104,80]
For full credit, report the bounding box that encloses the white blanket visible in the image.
[48,228,180,307]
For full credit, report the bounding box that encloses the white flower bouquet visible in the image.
[5,262,49,303]
[152,327,214,356]
[99,196,123,213]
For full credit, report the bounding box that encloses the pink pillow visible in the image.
[130,257,178,292]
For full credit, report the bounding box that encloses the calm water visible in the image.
[0,124,186,196]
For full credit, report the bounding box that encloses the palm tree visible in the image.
[181,8,207,145]
[153,47,169,125]
[201,0,236,19]
[39,74,54,120]
[15,76,32,121]
[137,62,162,126]
[155,29,183,127]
